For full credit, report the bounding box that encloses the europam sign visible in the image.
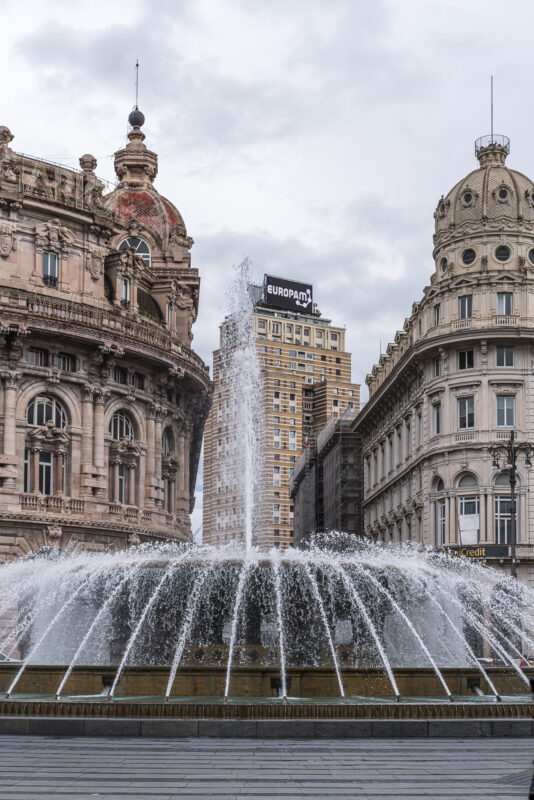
[263,275,313,314]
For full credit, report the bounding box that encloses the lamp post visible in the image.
[489,431,533,579]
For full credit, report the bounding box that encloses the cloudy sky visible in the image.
[3,0,534,533]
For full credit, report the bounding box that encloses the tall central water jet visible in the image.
[218,259,266,550]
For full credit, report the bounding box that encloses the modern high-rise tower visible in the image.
[203,274,360,549]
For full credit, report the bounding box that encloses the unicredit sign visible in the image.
[263,275,313,313]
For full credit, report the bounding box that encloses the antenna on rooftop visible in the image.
[490,75,494,142]
[135,59,140,109]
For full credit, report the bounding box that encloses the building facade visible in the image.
[355,135,534,581]
[0,113,211,560]
[203,275,360,549]
[290,408,362,547]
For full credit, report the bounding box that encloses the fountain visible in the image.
[0,262,532,732]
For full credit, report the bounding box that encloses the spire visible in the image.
[113,61,157,187]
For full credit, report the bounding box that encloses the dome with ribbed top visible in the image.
[432,136,534,276]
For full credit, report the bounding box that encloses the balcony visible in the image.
[19,494,85,513]
[0,287,209,382]
[455,431,476,443]
[453,318,472,330]
[42,275,58,288]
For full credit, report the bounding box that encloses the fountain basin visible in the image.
[0,664,531,700]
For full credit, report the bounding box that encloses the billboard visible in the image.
[263,275,313,313]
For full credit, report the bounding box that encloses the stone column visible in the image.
[448,492,457,545]
[183,426,191,513]
[31,447,40,494]
[93,390,105,469]
[145,405,156,507]
[3,372,19,457]
[112,461,119,503]
[518,488,527,544]
[55,451,64,494]
[128,464,137,507]
[154,411,163,508]
[81,385,94,466]
[479,488,488,542]
[429,497,436,546]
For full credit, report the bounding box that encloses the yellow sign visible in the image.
[447,545,509,558]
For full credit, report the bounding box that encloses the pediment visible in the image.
[450,276,478,290]
[490,271,522,284]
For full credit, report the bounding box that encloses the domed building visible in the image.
[355,135,534,582]
[0,111,211,560]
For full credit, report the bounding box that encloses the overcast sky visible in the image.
[3,0,534,534]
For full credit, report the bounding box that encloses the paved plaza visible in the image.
[0,736,532,799]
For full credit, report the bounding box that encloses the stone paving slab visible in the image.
[0,736,532,798]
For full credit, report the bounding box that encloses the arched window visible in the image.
[458,473,478,488]
[118,237,151,266]
[434,477,445,492]
[162,427,177,515]
[109,410,134,442]
[108,411,138,506]
[24,395,69,495]
[26,395,67,429]
[493,472,514,545]
[162,428,174,457]
[457,473,479,545]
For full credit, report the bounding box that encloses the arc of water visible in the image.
[336,565,399,700]
[109,562,179,700]
[224,560,252,700]
[1,608,38,660]
[272,555,287,699]
[421,581,501,700]
[5,570,97,699]
[165,564,213,701]
[356,567,453,700]
[304,564,345,699]
[55,565,141,699]
[429,578,531,689]
[463,606,530,688]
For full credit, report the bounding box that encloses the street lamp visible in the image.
[489,431,533,579]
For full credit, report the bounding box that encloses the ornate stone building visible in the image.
[355,135,534,581]
[0,110,211,560]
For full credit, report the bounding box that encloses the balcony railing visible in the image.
[0,288,209,380]
[19,494,86,513]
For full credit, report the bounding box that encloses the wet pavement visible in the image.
[0,735,533,798]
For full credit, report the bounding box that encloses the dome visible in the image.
[104,110,191,253]
[106,188,187,243]
[433,137,534,267]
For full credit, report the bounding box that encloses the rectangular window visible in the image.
[458,349,474,370]
[56,353,75,371]
[433,403,441,435]
[434,304,441,326]
[459,295,473,319]
[458,396,475,429]
[272,323,280,333]
[496,345,514,367]
[494,496,511,544]
[433,356,441,377]
[28,348,47,366]
[167,303,172,327]
[114,366,128,384]
[289,350,296,357]
[497,395,515,427]
[118,463,127,503]
[133,372,145,390]
[120,277,130,306]
[289,361,297,370]
[437,499,446,546]
[331,333,338,341]
[497,292,513,316]
[39,451,53,495]
[42,252,58,287]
